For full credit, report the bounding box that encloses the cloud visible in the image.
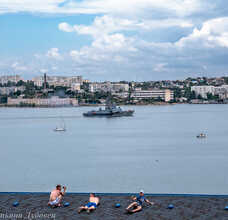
[69,33,136,63]
[40,69,48,73]
[0,0,64,14]
[61,14,228,80]
[3,33,228,81]
[46,48,62,60]
[153,63,168,72]
[11,62,28,71]
[176,17,228,48]
[59,15,193,40]
[52,66,58,70]
[60,16,140,64]
[0,0,212,19]
[92,33,137,52]
[11,62,19,68]
[2,1,228,80]
[58,15,193,64]
[58,22,74,32]
[5,15,228,81]
[71,0,205,18]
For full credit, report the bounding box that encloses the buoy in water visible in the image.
[115,203,121,208]
[13,201,19,207]
[168,204,174,209]
[64,202,70,207]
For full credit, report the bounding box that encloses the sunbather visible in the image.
[78,193,100,214]
[126,190,154,213]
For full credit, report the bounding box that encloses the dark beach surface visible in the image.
[0,193,228,220]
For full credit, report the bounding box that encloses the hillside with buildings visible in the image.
[0,74,228,107]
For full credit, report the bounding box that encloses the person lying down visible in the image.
[78,193,100,214]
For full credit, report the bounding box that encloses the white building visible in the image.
[214,85,228,99]
[112,83,129,92]
[0,86,25,95]
[191,86,215,98]
[191,85,228,99]
[112,92,129,98]
[89,82,111,93]
[0,75,23,84]
[7,96,78,107]
[0,87,15,95]
[89,82,129,93]
[32,75,83,88]
[131,89,174,102]
[71,83,81,91]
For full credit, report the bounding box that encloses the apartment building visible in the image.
[131,89,174,102]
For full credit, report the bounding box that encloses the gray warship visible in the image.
[83,100,134,117]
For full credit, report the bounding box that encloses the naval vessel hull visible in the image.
[83,110,134,117]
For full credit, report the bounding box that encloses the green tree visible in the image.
[0,95,7,103]
[197,94,203,99]
[190,91,196,99]
[173,88,182,99]
[207,93,213,100]
[16,80,26,87]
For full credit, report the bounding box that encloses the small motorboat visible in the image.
[54,127,66,132]
[54,117,66,132]
[196,133,206,138]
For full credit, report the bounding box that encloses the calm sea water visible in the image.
[0,104,227,194]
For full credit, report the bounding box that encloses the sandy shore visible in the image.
[0,193,228,219]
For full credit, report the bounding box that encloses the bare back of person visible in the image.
[48,185,66,207]
[50,189,60,202]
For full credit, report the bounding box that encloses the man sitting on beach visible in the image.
[48,185,66,207]
[126,190,154,213]
[78,193,100,214]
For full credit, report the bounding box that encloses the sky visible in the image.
[1,0,228,81]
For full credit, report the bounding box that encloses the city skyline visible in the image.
[1,0,228,81]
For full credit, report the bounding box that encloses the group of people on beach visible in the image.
[48,185,154,214]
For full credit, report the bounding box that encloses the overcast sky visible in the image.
[1,0,228,81]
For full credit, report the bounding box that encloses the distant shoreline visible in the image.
[0,103,174,108]
[0,102,228,108]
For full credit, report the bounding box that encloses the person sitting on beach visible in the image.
[78,193,100,214]
[48,185,66,207]
[126,190,154,213]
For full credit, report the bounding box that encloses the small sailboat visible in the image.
[54,118,66,132]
